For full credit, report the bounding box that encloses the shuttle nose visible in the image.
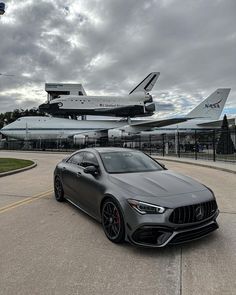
[39,102,60,114]
[39,103,50,111]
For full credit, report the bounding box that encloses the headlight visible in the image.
[127,199,165,214]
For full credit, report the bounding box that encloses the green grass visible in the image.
[0,158,34,173]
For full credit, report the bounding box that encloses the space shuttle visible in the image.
[39,73,160,117]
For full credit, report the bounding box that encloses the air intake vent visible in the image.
[169,200,217,224]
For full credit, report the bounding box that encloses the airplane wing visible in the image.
[67,128,109,139]
[130,117,189,130]
[197,118,236,128]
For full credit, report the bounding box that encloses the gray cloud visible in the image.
[0,0,235,116]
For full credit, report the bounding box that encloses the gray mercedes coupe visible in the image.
[54,148,219,247]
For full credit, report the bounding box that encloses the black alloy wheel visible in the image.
[102,198,125,243]
[54,177,64,202]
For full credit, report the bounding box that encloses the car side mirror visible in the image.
[158,162,166,170]
[84,165,99,176]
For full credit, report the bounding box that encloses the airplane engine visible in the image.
[108,129,130,140]
[73,134,86,145]
[73,131,107,145]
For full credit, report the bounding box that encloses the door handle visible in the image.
[77,172,82,177]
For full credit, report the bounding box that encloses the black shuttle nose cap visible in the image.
[39,103,50,110]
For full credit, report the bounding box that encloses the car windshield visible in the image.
[100,151,163,173]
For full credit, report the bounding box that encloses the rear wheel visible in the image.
[101,198,125,243]
[54,177,64,202]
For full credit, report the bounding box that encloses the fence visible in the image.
[0,128,236,163]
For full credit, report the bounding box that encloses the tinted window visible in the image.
[82,152,99,167]
[100,151,163,173]
[68,152,84,165]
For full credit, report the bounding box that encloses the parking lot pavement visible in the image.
[0,151,235,295]
[0,151,67,208]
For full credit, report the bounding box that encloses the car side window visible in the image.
[81,152,99,167]
[67,152,84,166]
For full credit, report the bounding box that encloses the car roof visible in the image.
[78,147,141,154]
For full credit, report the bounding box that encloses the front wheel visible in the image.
[54,177,65,202]
[101,198,125,243]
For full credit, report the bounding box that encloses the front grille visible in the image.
[169,200,217,224]
[169,222,218,244]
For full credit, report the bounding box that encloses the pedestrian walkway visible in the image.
[154,155,236,174]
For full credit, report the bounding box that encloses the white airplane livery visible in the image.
[1,89,231,143]
[1,116,189,144]
[39,73,160,117]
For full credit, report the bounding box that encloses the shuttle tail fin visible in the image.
[187,88,230,120]
[129,72,160,95]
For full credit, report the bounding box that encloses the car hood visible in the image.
[108,170,213,207]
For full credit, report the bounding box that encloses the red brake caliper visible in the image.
[114,208,120,224]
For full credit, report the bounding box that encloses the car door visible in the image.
[61,152,84,204]
[75,152,105,218]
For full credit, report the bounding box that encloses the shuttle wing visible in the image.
[94,105,148,117]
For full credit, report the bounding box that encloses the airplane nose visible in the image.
[0,126,7,135]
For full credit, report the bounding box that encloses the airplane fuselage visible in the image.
[0,117,128,140]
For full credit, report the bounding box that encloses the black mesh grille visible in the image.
[169,222,218,244]
[169,200,217,224]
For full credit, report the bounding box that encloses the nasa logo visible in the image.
[205,99,222,109]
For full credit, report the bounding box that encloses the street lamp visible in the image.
[0,2,5,15]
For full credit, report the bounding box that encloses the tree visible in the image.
[216,114,235,154]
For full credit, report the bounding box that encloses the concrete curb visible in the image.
[0,162,37,177]
[154,157,236,174]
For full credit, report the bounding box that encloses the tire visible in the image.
[101,198,125,244]
[54,176,65,202]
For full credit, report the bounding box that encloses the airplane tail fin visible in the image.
[187,88,231,120]
[129,72,160,95]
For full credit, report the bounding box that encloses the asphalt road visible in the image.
[0,151,235,295]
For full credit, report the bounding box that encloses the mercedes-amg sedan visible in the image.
[54,148,219,247]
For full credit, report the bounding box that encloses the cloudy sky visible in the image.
[0,0,235,118]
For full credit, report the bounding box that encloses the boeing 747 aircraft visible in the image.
[1,89,231,143]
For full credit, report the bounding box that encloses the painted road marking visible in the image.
[0,189,53,214]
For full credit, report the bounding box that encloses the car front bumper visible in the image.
[124,205,219,247]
